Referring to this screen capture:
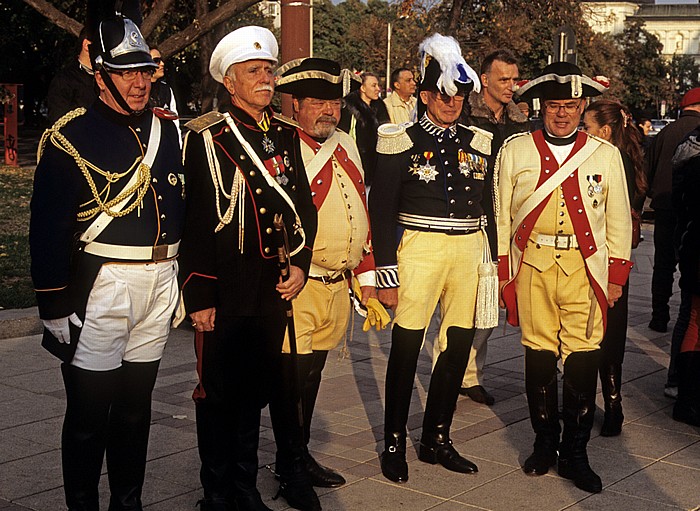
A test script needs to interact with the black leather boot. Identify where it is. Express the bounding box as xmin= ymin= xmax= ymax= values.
xmin=673 ymin=351 xmax=700 ymax=426
xmin=195 ymin=395 xmax=233 ymax=509
xmin=599 ymin=363 xmax=624 ymax=436
xmin=301 ymin=351 xmax=345 ymax=488
xmin=232 ymin=406 xmax=271 ymax=511
xmin=418 ymin=327 xmax=478 ymax=474
xmin=558 ymin=351 xmax=603 ymax=493
xmin=106 ymin=360 xmax=160 ymax=511
xmin=380 ymin=326 xmax=424 ymax=483
xmin=61 ymin=363 xmax=119 ymax=511
xmin=270 ymin=354 xmax=321 ymax=511
xmin=522 ymin=348 xmax=560 ymax=476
